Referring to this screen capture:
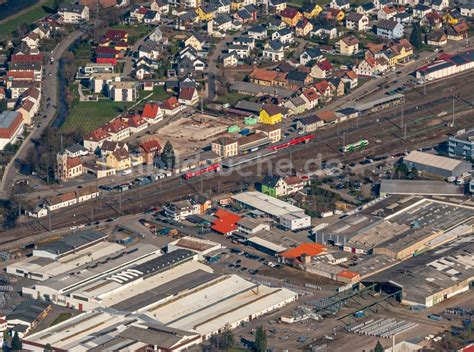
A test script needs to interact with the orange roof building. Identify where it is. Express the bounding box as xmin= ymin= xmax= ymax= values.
xmin=211 ymin=209 xmax=241 ymax=235
xmin=279 ymin=243 xmax=326 ymax=261
xmin=336 ymin=270 xmax=360 ymax=283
